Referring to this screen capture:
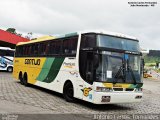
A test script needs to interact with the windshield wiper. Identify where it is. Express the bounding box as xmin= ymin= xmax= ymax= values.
xmin=127 ymin=66 xmax=137 ymax=85
xmin=114 ymin=66 xmax=125 ymax=84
